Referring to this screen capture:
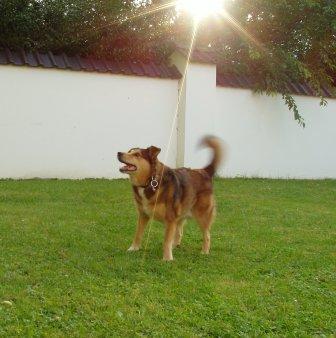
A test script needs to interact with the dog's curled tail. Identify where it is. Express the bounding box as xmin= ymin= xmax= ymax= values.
xmin=201 ymin=136 xmax=224 ymax=177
